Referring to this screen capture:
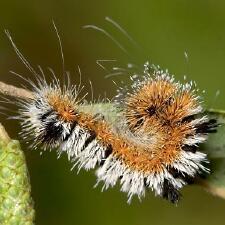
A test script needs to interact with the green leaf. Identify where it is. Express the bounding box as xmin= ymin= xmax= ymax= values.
xmin=0 ymin=124 xmax=35 ymax=225
xmin=201 ymin=110 xmax=225 ymax=199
